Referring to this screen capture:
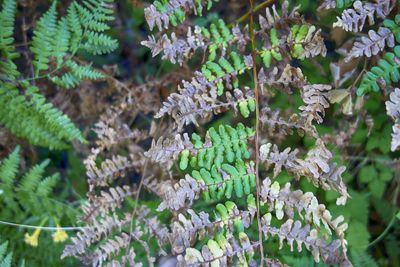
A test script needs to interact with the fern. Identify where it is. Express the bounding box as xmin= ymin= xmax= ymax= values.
xmin=0 ymin=0 xmax=118 ymax=148
xmin=178 ymin=123 xmax=255 ymax=171
xmin=30 ymin=0 xmax=118 ymax=83
xmin=333 ymin=0 xmax=393 ymax=32
xmin=357 ymin=46 xmax=400 ymax=96
xmin=30 ymin=1 xmax=58 ymax=75
xmin=0 ymin=0 xmax=18 ymax=80
xmin=0 ymin=239 xmax=25 ymax=267
xmin=201 ymin=52 xmax=248 ymax=95
xmin=0 ymin=146 xmax=78 ymax=221
xmin=0 ymin=147 xmax=80 ymax=266
xmin=0 ymin=85 xmax=86 ymax=149
xmin=64 ymin=1 xmax=358 ymax=266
